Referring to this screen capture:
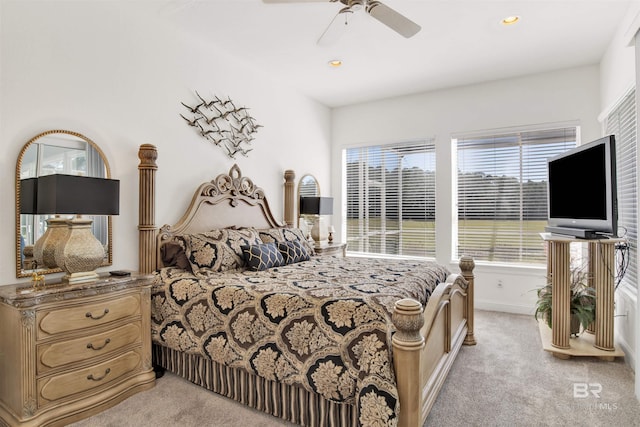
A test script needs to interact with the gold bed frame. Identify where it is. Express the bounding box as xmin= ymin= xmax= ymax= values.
xmin=137 ymin=144 xmax=476 ymax=426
